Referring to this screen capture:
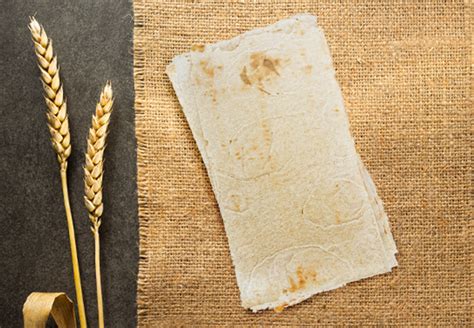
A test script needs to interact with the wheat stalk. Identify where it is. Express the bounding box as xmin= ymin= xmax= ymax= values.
xmin=84 ymin=82 xmax=113 ymax=328
xmin=28 ymin=17 xmax=87 ymax=328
